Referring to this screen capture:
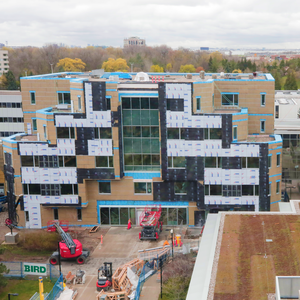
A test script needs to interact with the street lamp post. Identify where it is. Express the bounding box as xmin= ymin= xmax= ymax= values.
xmin=8 ymin=293 xmax=18 ymax=300
xmin=160 ymin=258 xmax=163 ymax=299
xmin=170 ymin=229 xmax=174 ymax=258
